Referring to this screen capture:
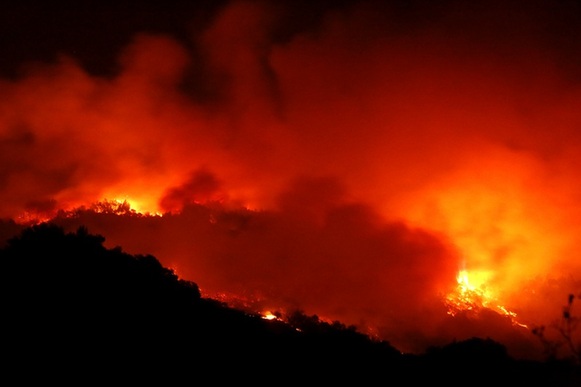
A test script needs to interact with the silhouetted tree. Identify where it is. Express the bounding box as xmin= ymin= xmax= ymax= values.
xmin=532 ymin=293 xmax=581 ymax=364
